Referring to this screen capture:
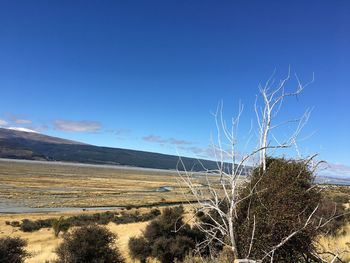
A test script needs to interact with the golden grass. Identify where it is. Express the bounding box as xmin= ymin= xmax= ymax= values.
xmin=0 ymin=209 xmax=152 ymax=263
xmin=0 ymin=218 xmax=61 ymax=262
xmin=108 ymin=221 xmax=150 ymax=263
xmin=0 ymin=160 xmax=214 ymax=209
xmin=1 ymin=208 xmax=350 ymax=262
xmin=0 ymin=159 xmax=210 ymax=262
xmin=1 ymin=160 xmax=349 ymax=261
xmin=318 ymin=223 xmax=350 ymax=261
